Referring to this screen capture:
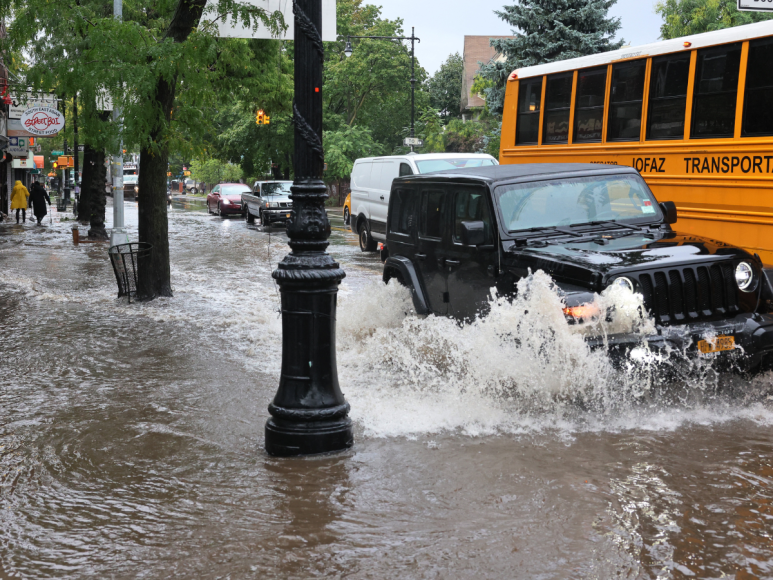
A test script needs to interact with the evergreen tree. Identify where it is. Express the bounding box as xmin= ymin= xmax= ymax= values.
xmin=479 ymin=0 xmax=624 ymax=112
